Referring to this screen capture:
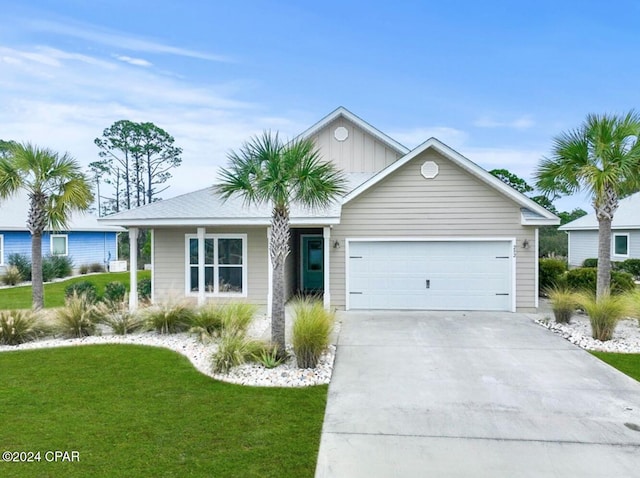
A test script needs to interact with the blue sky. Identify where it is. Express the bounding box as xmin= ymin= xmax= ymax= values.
xmin=1 ymin=0 xmax=639 ymax=212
